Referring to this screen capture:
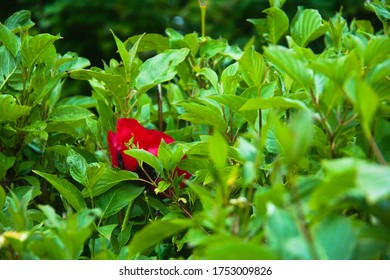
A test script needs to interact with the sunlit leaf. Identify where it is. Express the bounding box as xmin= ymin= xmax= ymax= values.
xmin=291 ymin=8 xmax=328 ymax=47
xmin=0 ymin=95 xmax=31 ymax=123
xmin=135 ymin=48 xmax=189 ymax=93
xmin=263 ymin=7 xmax=289 ymax=44
xmin=264 ymin=45 xmax=312 ymax=89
